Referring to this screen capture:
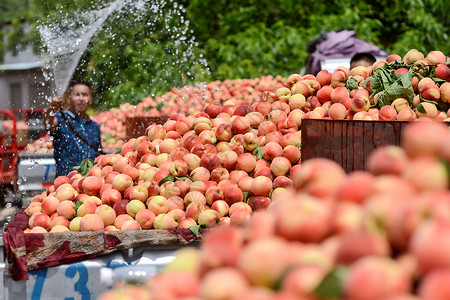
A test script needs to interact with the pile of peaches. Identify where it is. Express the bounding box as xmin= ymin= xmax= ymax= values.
xmin=99 ymin=119 xmax=450 ymax=300
xmin=23 ymin=49 xmax=449 ymax=234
